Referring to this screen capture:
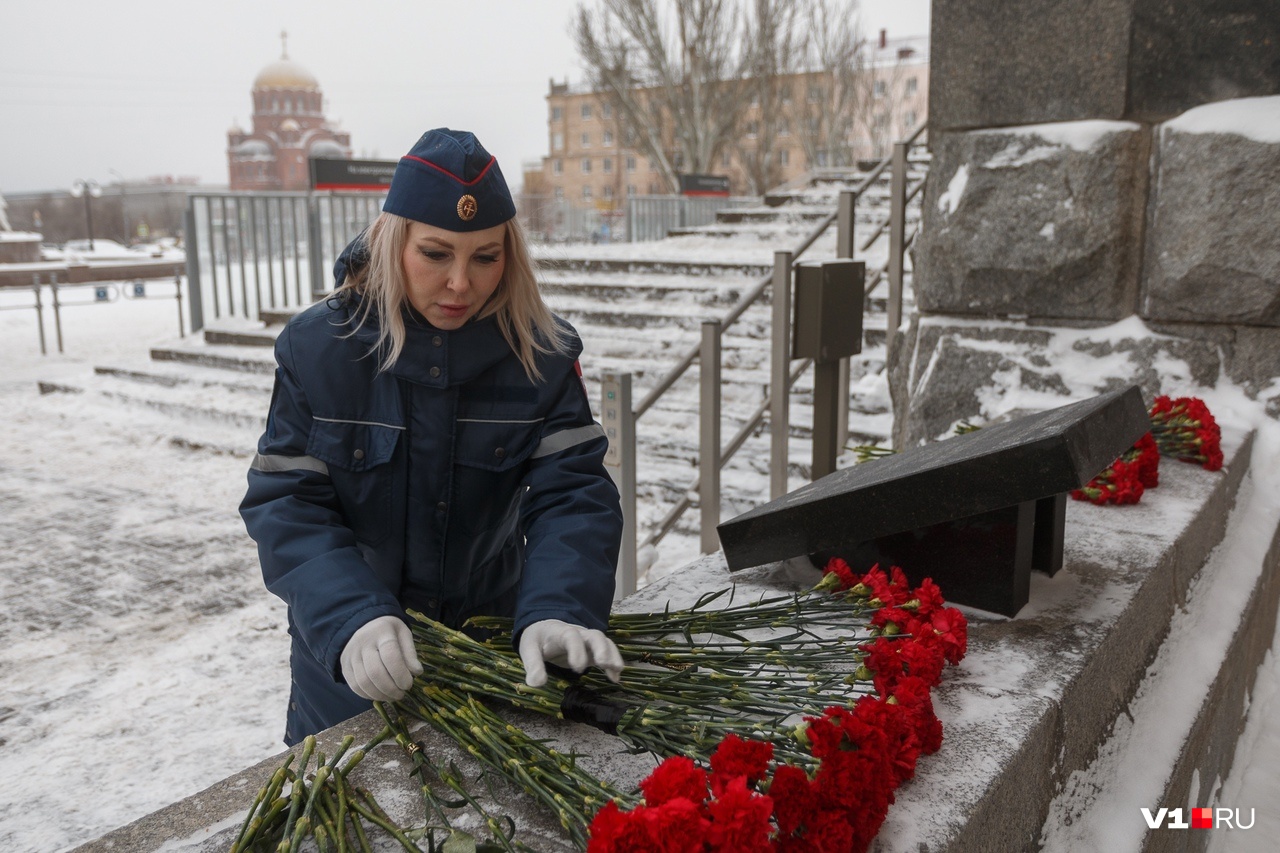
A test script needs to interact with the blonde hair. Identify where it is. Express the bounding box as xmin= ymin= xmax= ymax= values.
xmin=335 ymin=212 xmax=569 ymax=381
